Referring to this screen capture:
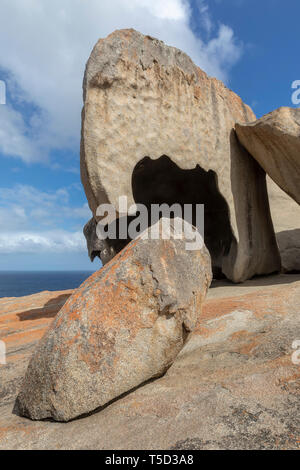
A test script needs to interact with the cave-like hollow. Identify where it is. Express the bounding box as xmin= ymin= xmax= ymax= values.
xmin=131 ymin=155 xmax=234 ymax=278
